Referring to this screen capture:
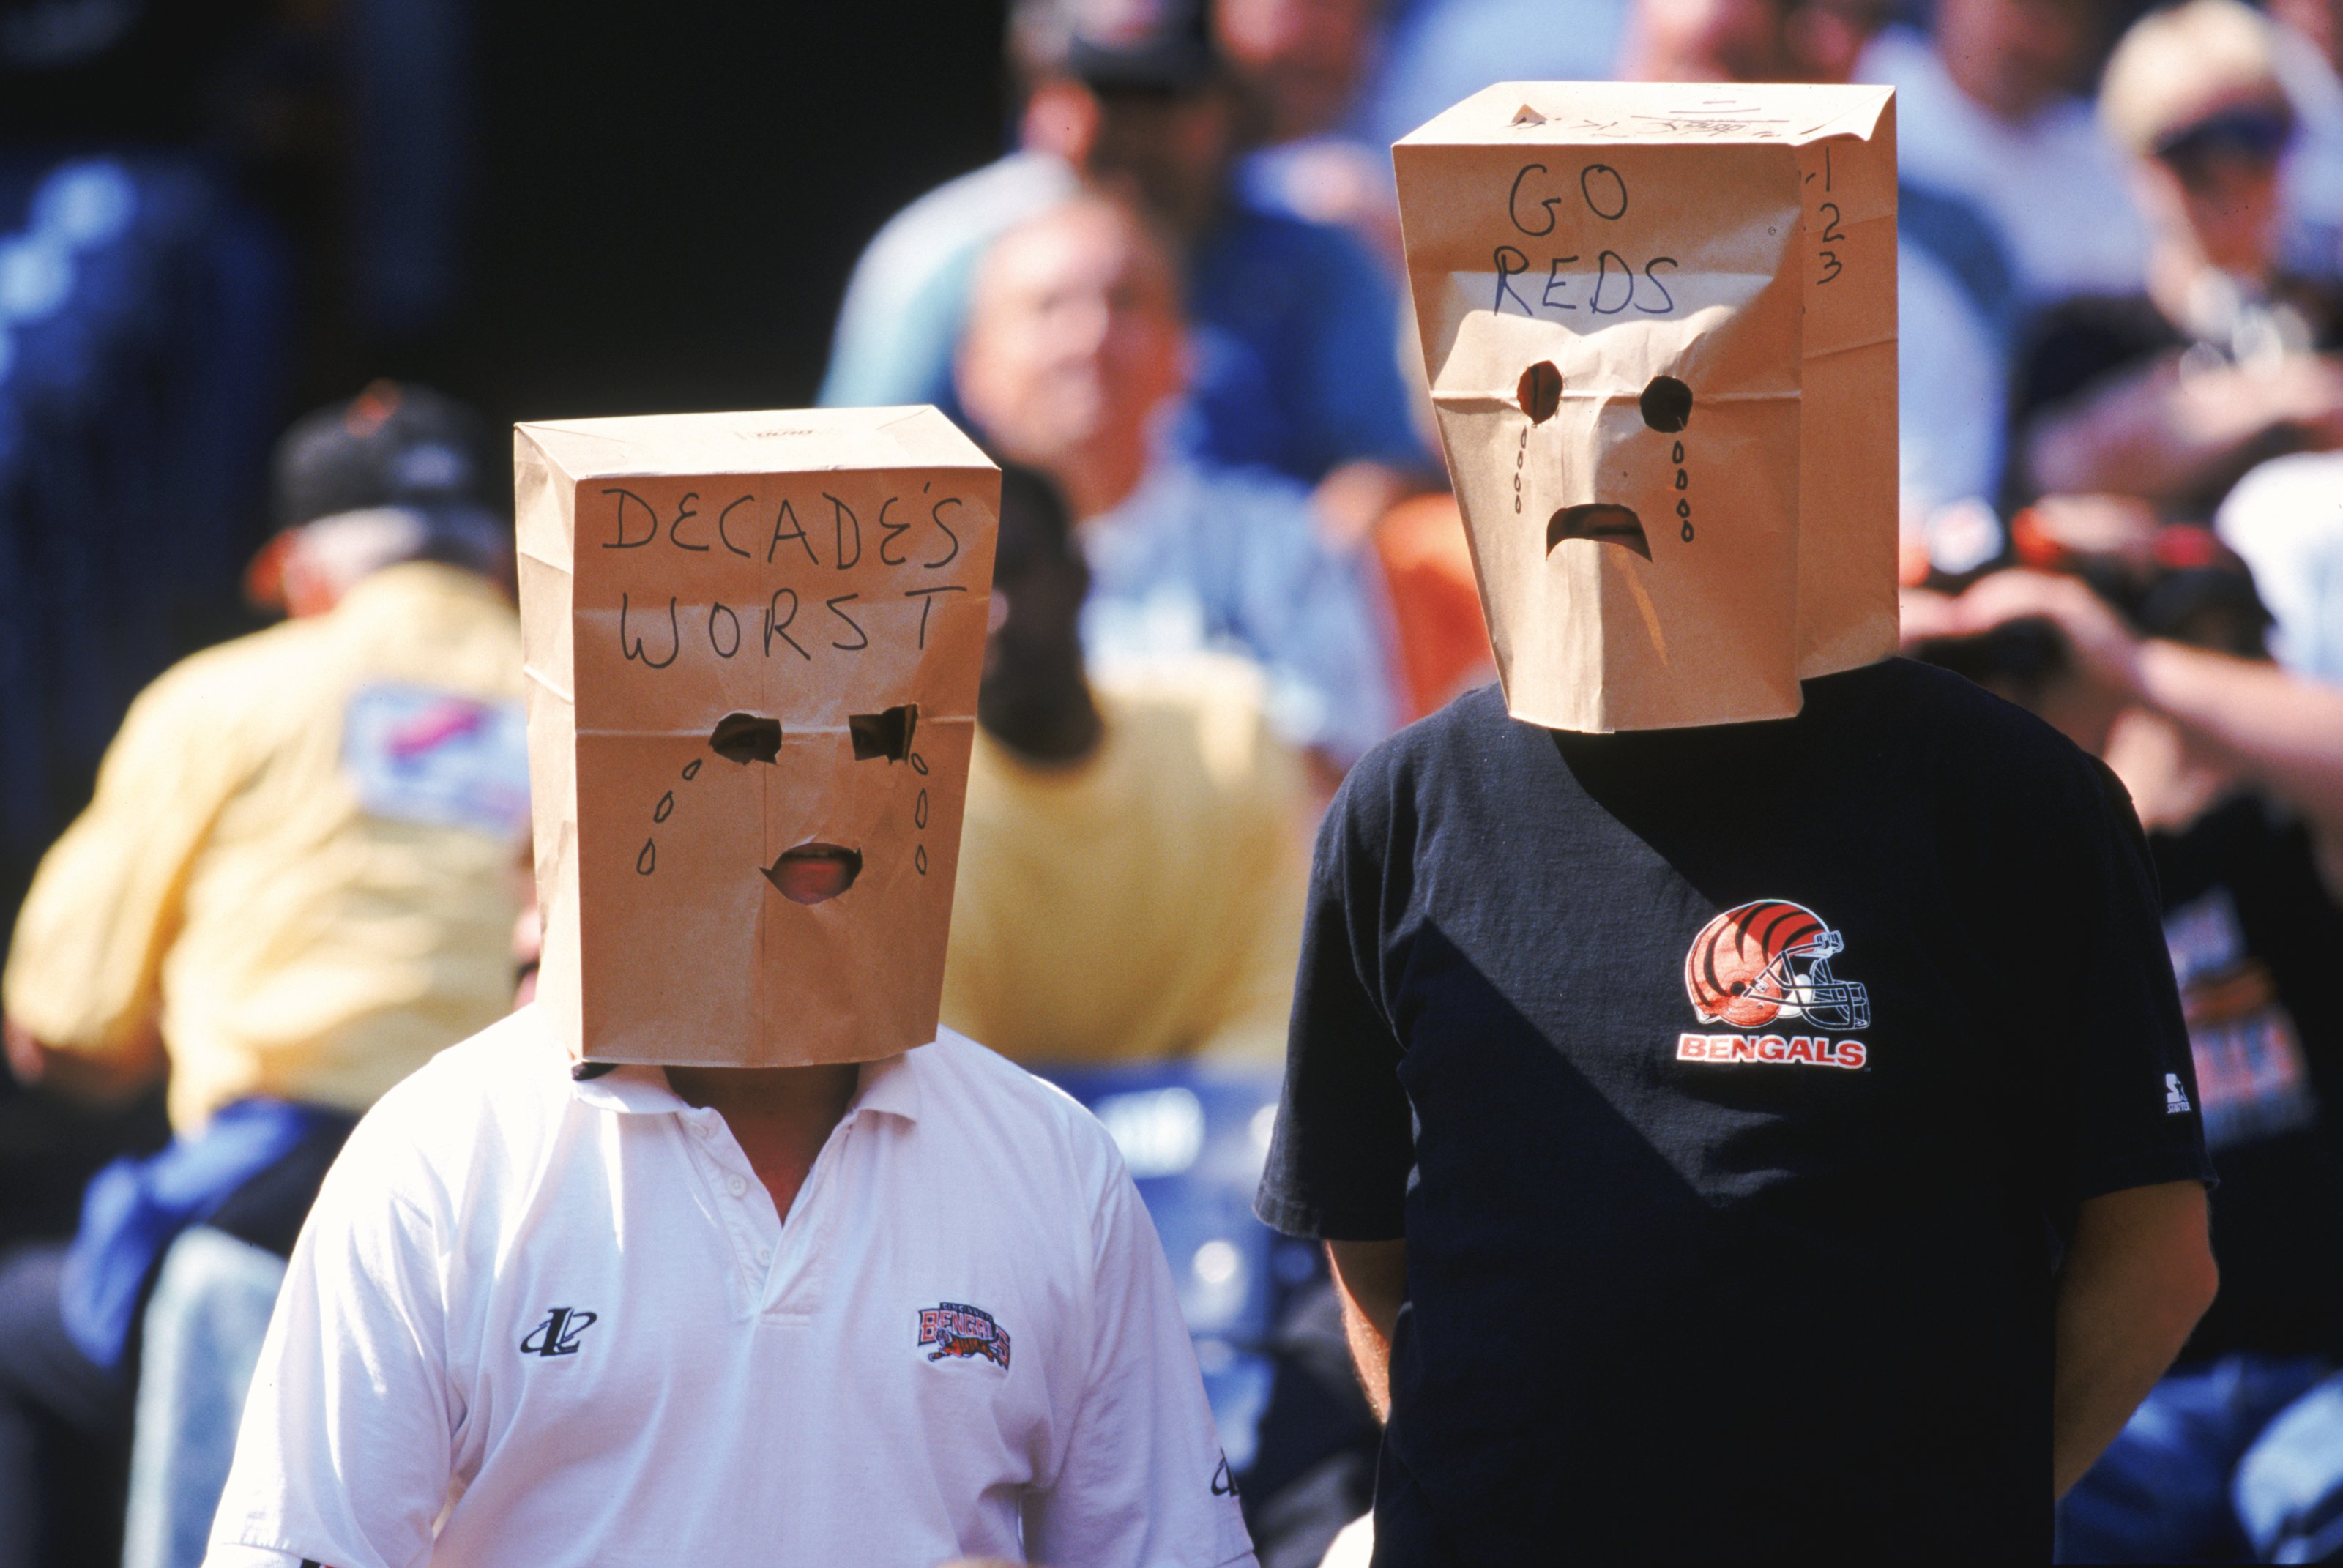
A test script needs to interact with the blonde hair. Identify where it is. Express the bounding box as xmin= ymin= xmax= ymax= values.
xmin=2101 ymin=0 xmax=2290 ymax=154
